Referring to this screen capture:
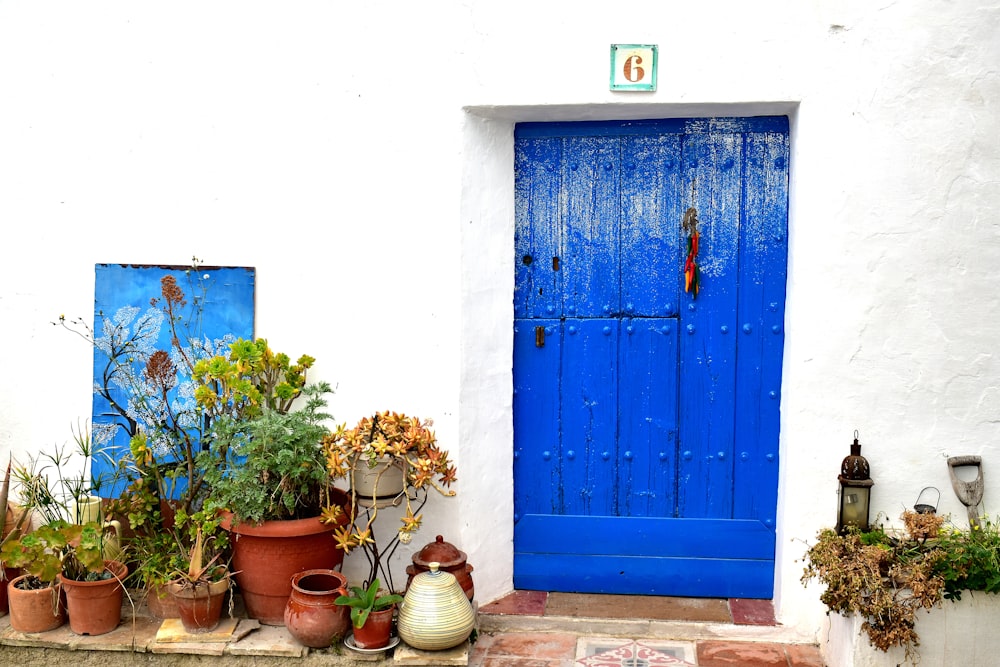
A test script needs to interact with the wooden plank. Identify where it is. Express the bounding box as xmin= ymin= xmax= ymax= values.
xmin=618 ymin=317 xmax=679 ymax=518
xmin=513 ymin=319 xmax=562 ymax=520
xmin=515 ymin=116 xmax=787 ymax=139
xmin=514 ymin=552 xmax=774 ymax=598
xmin=733 ymin=131 xmax=789 ymax=526
xmin=621 ymin=134 xmax=683 ymax=318
xmin=515 ymin=514 xmax=774 ymax=559
xmin=514 ymin=137 xmax=562 ymax=319
xmin=561 ymin=319 xmax=618 ymax=515
xmin=562 ymin=137 xmax=620 ymax=318
xmin=677 ymin=131 xmax=743 ymax=519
